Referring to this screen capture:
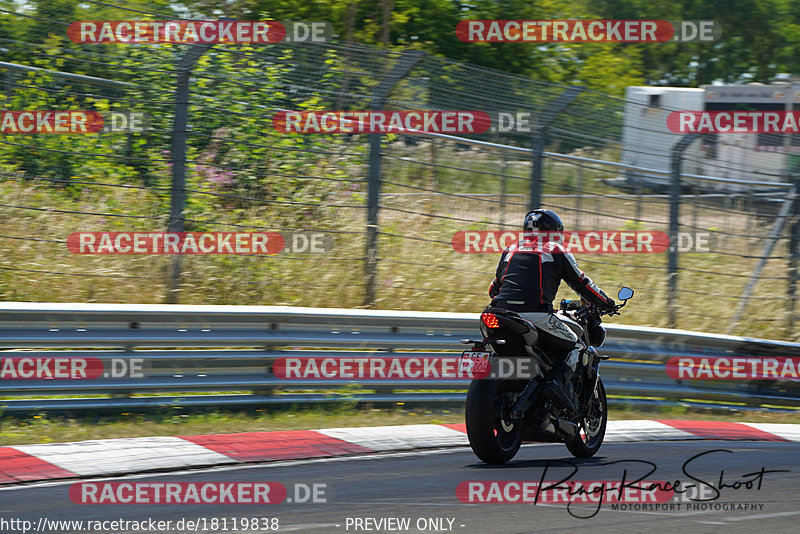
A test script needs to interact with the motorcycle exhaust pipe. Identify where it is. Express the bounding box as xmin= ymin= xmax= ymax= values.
xmin=535 ymin=411 xmax=578 ymax=442
xmin=555 ymin=418 xmax=578 ymax=441
xmin=531 ymin=408 xmax=560 ymax=438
